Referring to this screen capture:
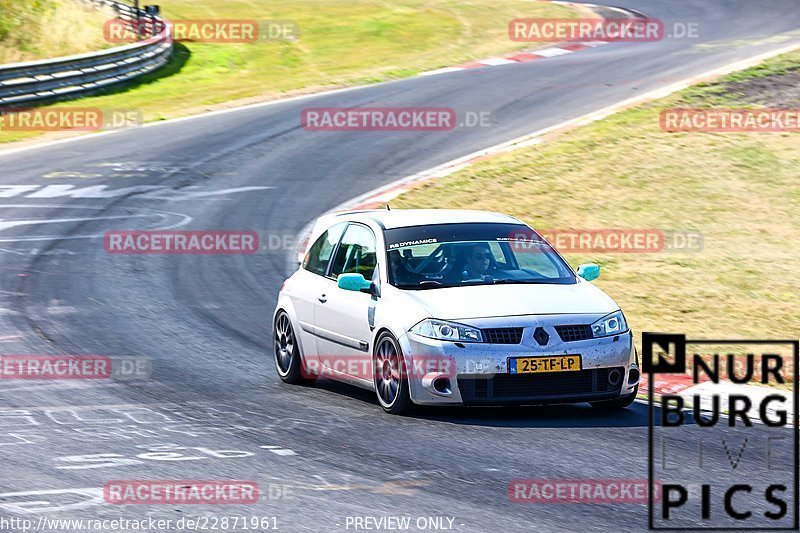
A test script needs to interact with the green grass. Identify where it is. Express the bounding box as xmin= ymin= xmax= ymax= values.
xmin=0 ymin=0 xmax=111 ymax=63
xmin=0 ymin=0 xmax=575 ymax=143
xmin=392 ymin=49 xmax=800 ymax=347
